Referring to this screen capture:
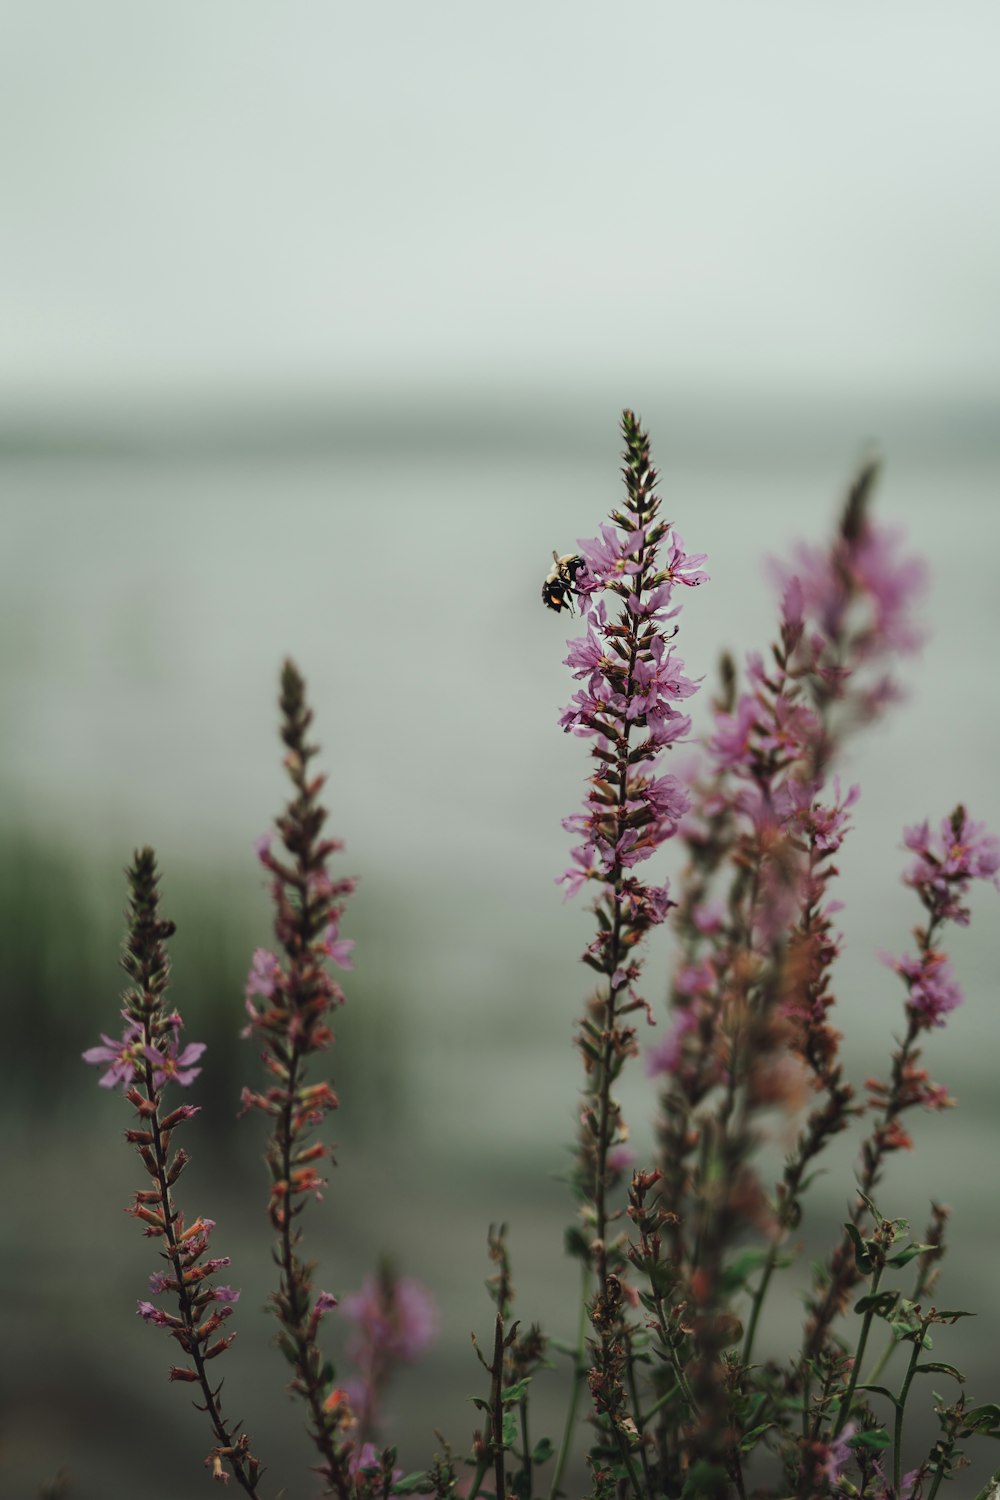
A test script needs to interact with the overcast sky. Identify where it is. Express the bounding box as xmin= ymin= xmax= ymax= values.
xmin=4 ymin=2 xmax=1000 ymax=413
